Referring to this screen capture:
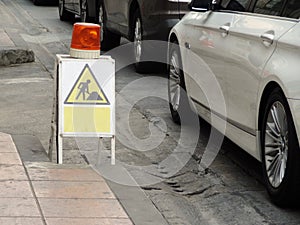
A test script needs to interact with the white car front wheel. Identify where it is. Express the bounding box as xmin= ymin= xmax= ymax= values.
xmin=261 ymin=88 xmax=300 ymax=206
xmin=168 ymin=41 xmax=194 ymax=125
